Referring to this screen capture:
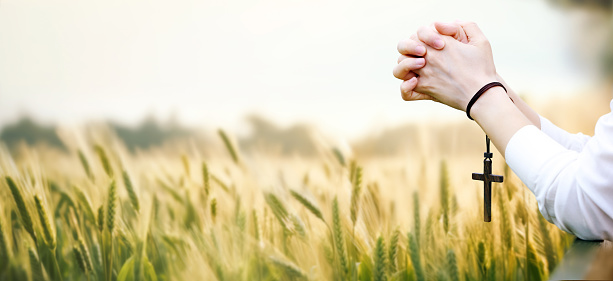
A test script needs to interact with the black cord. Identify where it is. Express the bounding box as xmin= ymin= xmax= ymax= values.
xmin=466 ymin=82 xmax=507 ymax=120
